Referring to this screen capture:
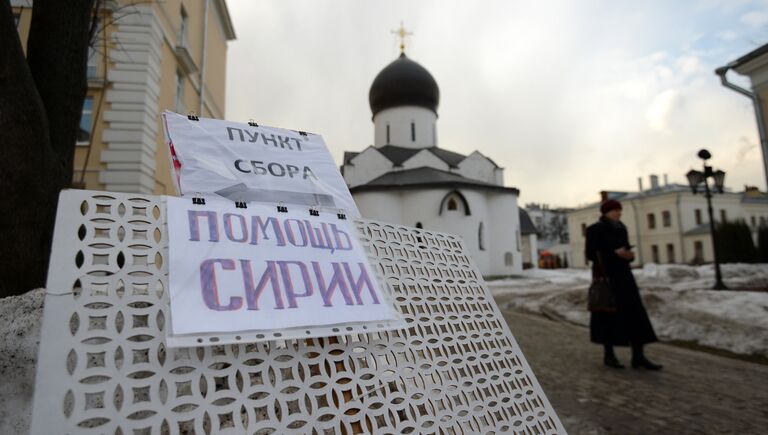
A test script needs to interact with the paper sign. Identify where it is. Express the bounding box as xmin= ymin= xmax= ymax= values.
xmin=166 ymin=196 xmax=395 ymax=339
xmin=163 ymin=111 xmax=360 ymax=218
